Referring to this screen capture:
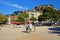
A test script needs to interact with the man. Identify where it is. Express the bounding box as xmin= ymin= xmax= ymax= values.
xmin=34 ymin=22 xmax=36 ymax=32
xmin=26 ymin=24 xmax=29 ymax=33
